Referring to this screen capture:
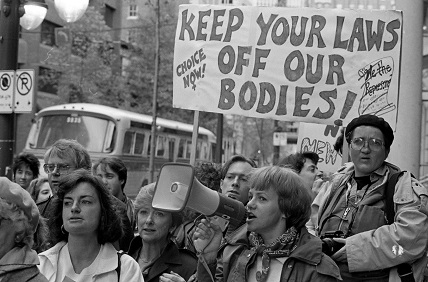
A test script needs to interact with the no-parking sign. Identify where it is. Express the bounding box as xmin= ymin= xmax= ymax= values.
xmin=14 ymin=70 xmax=34 ymax=113
xmin=0 ymin=71 xmax=14 ymax=113
xmin=0 ymin=69 xmax=34 ymax=113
